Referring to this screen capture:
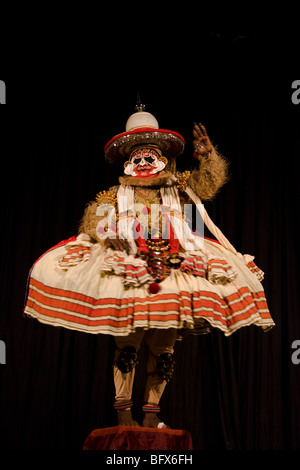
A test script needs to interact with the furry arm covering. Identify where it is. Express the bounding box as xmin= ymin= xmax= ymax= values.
xmin=187 ymin=146 xmax=229 ymax=201
xmin=78 ymin=201 xmax=101 ymax=242
xmin=78 ymin=185 xmax=119 ymax=243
